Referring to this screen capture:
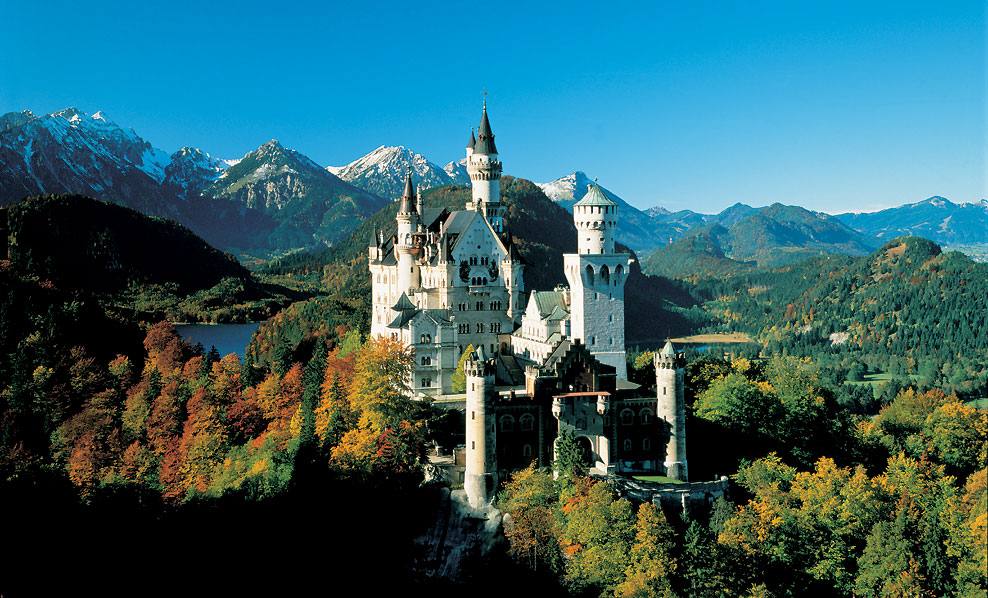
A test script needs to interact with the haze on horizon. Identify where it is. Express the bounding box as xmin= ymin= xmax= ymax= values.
xmin=1 ymin=0 xmax=984 ymax=214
